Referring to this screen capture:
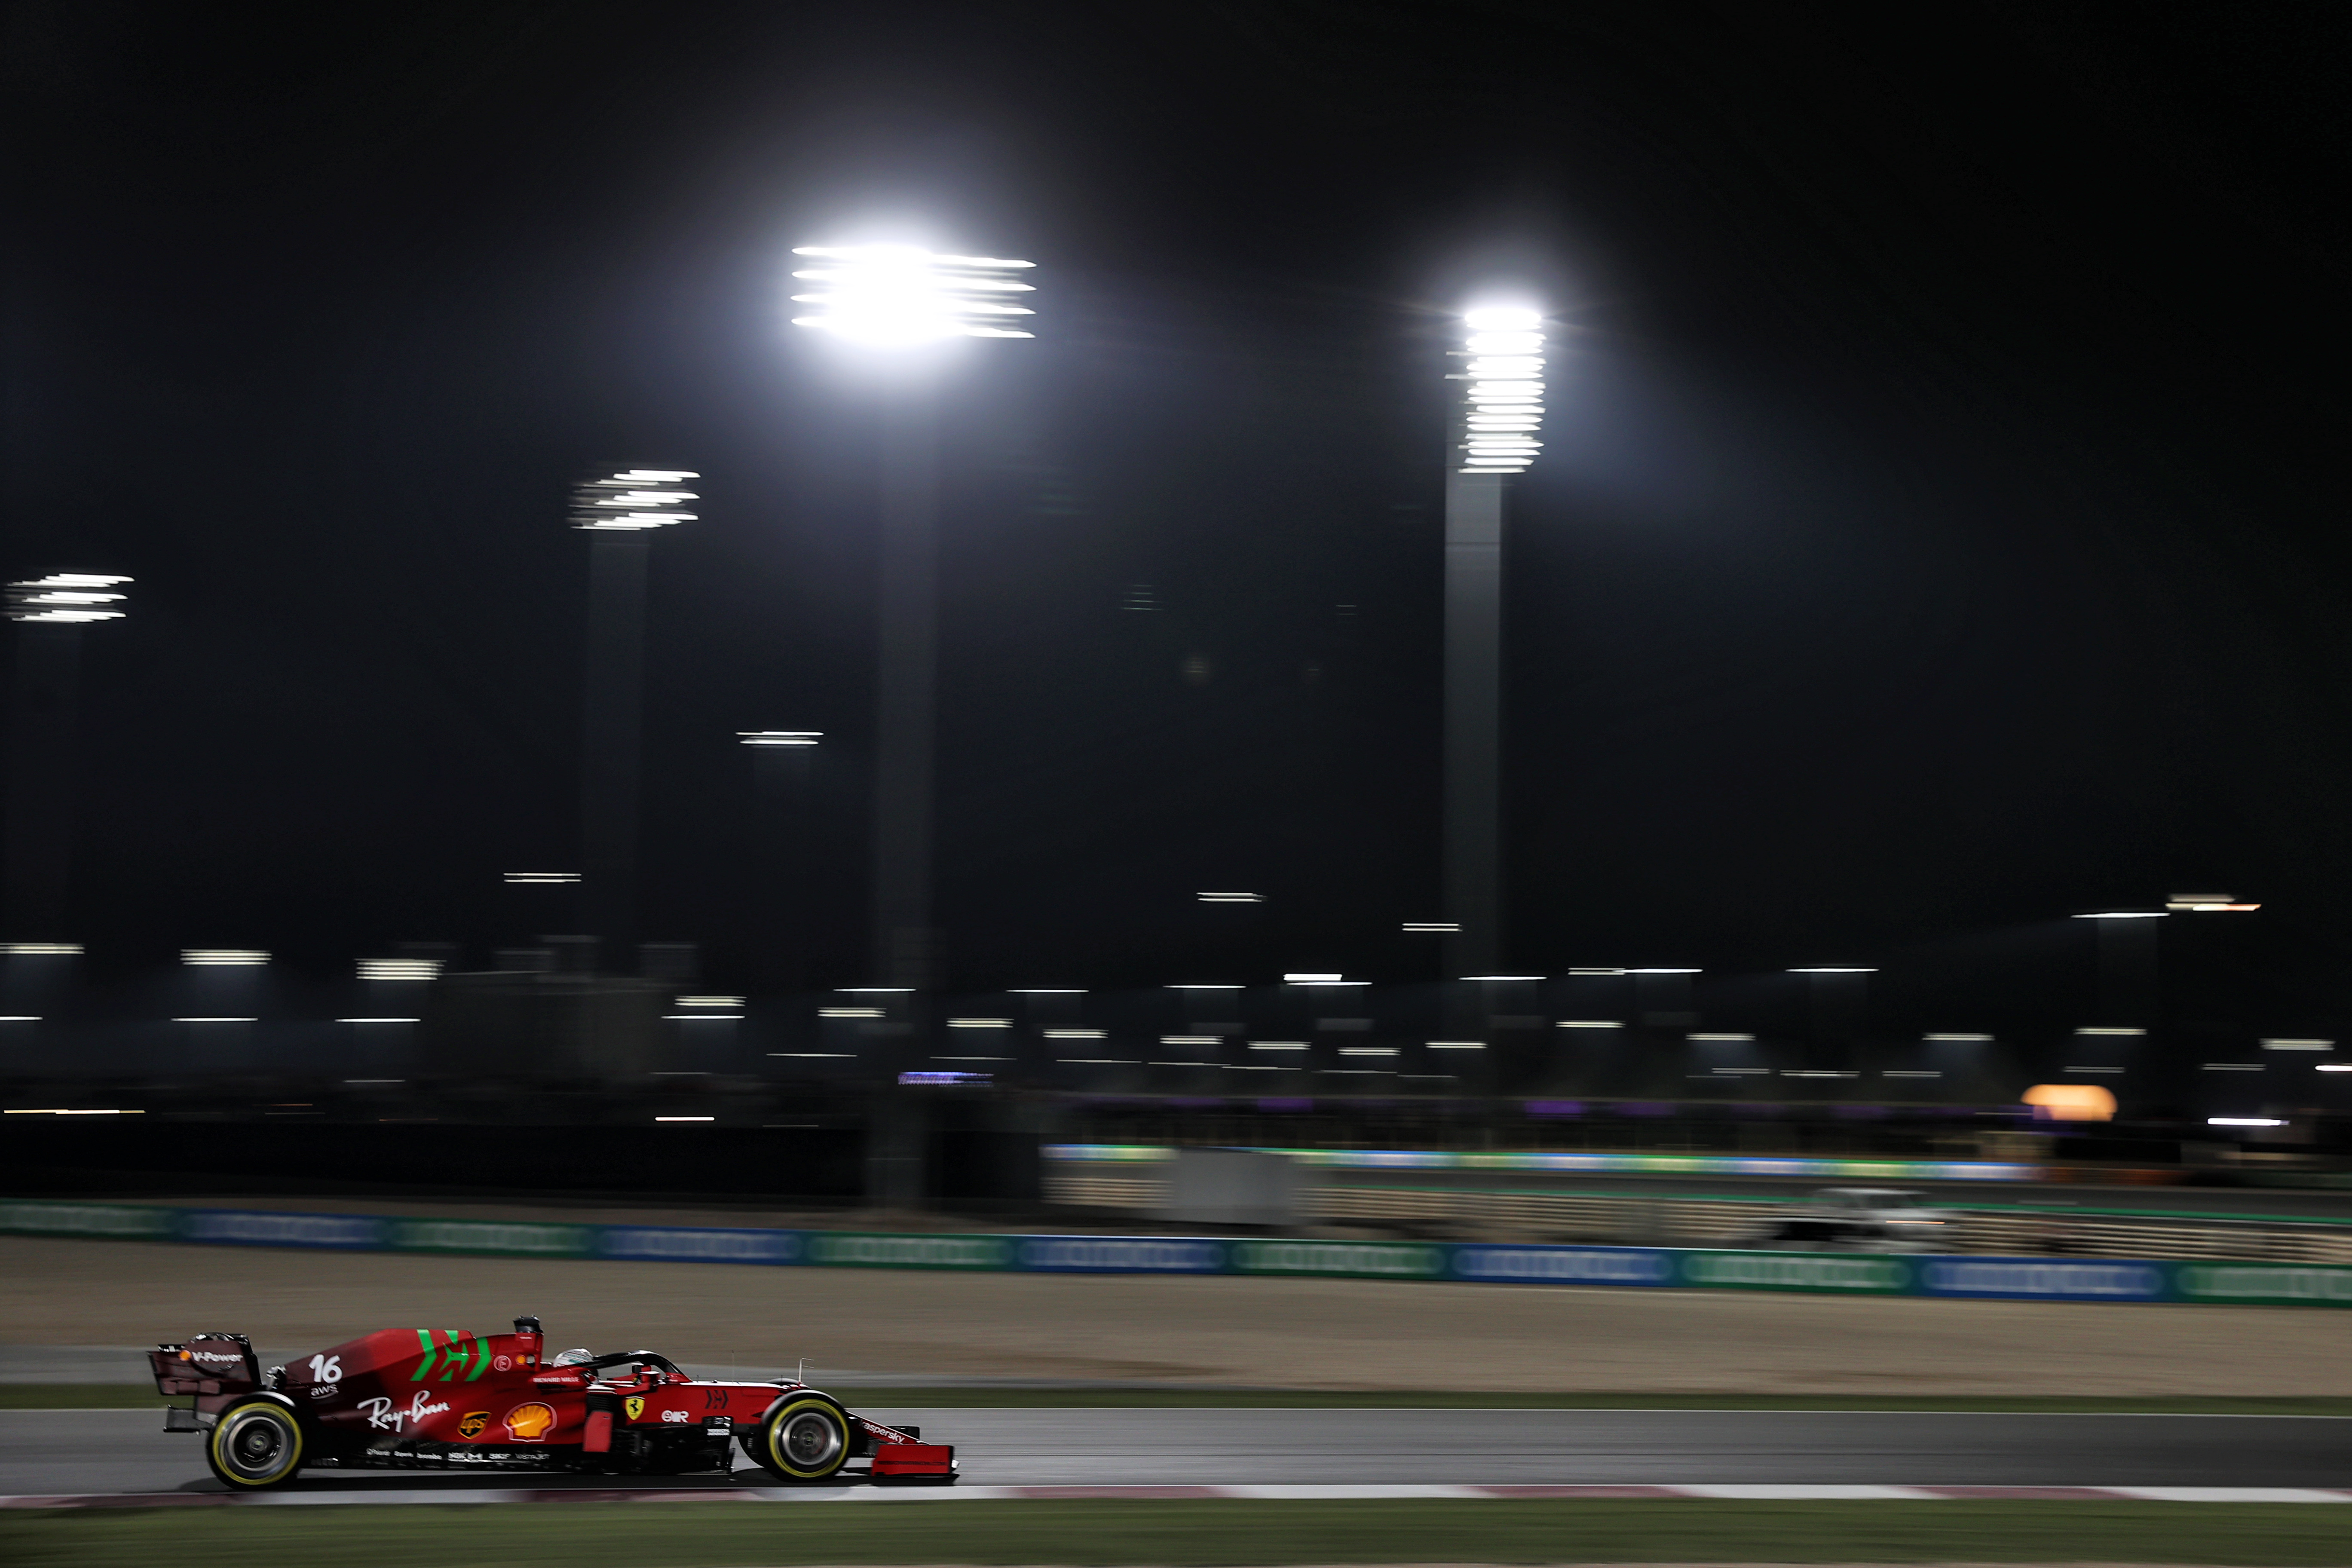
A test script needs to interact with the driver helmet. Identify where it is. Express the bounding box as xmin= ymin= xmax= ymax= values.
xmin=550 ymin=1347 xmax=595 ymax=1367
